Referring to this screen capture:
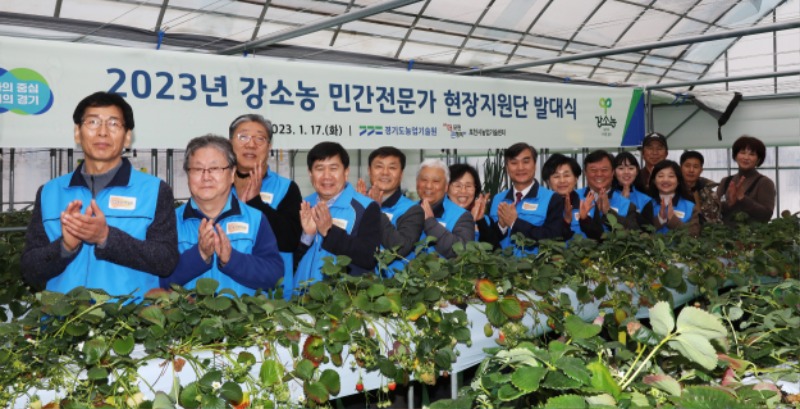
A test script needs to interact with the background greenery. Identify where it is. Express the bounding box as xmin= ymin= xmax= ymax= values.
xmin=0 ymin=211 xmax=798 ymax=408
